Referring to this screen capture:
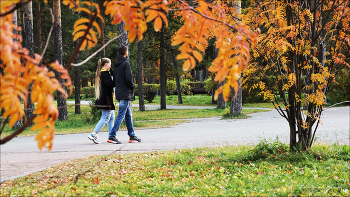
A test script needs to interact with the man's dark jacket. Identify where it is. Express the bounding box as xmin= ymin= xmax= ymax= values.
xmin=113 ymin=55 xmax=135 ymax=101
xmin=95 ymin=71 xmax=115 ymax=110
